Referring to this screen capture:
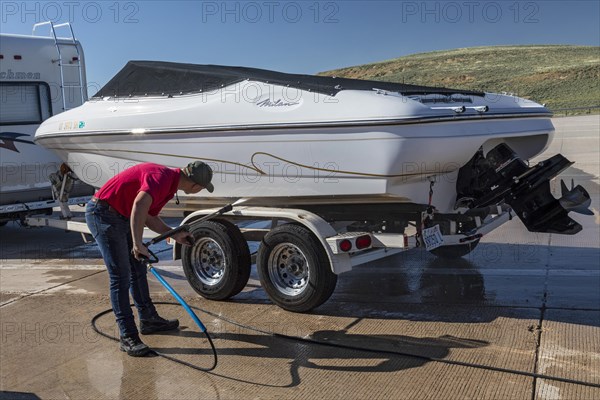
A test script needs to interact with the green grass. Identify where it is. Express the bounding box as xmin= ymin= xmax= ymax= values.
xmin=319 ymin=45 xmax=600 ymax=113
